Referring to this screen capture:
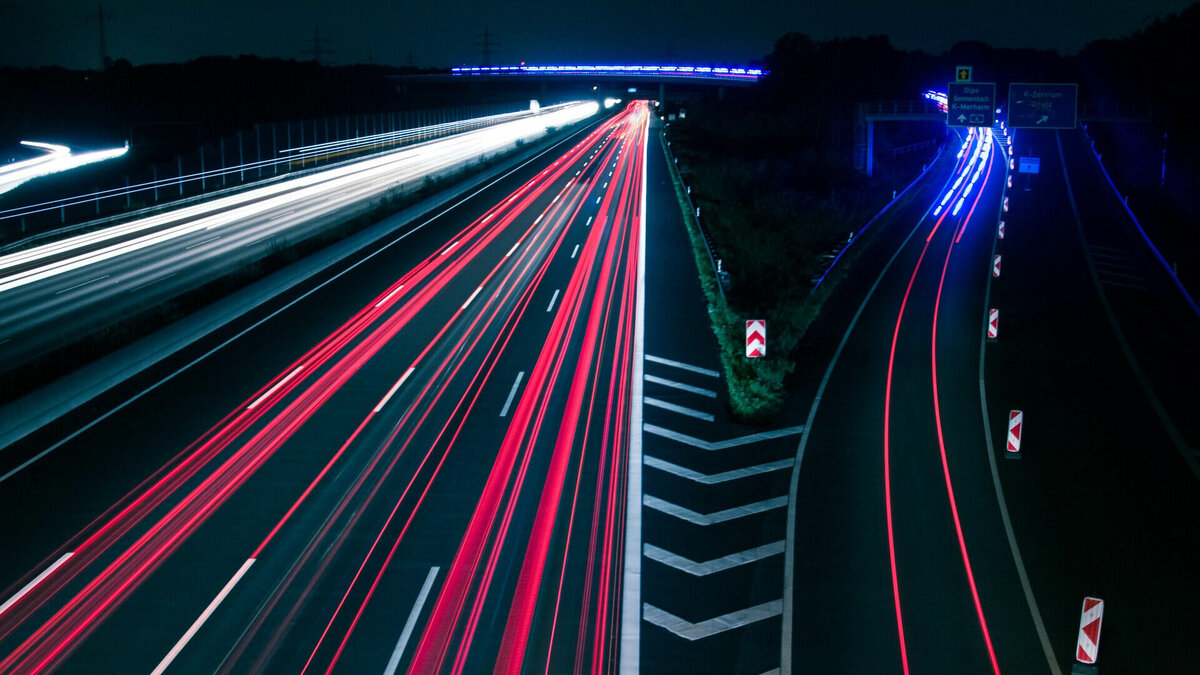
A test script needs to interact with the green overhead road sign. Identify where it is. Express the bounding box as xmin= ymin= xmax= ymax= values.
xmin=1008 ymin=83 xmax=1078 ymax=129
xmin=947 ymin=82 xmax=996 ymax=127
